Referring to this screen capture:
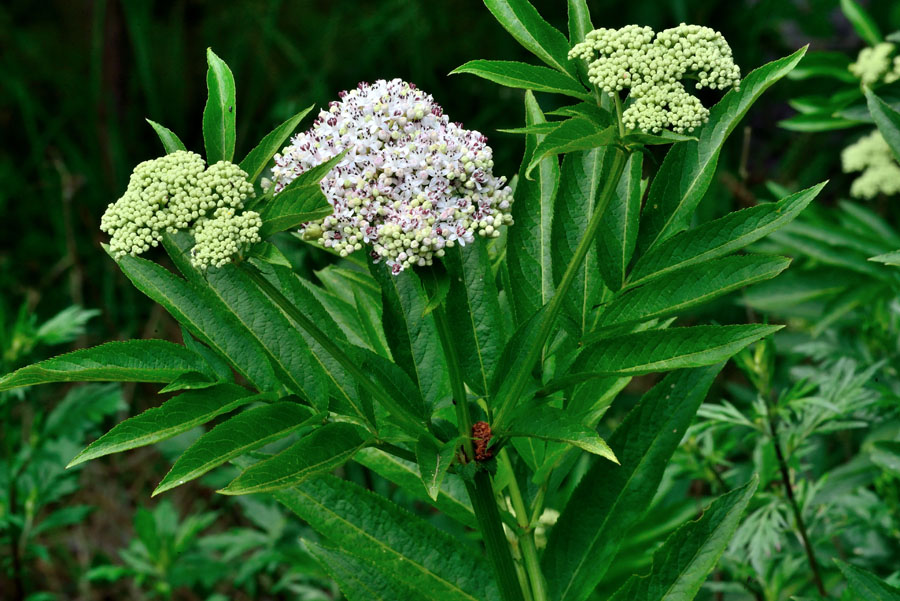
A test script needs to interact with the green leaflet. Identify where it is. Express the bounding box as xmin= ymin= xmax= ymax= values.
xmin=258 ymin=151 xmax=343 ymax=238
xmin=608 ymin=477 xmax=758 ymax=601
xmin=594 ymin=255 xmax=791 ymax=334
xmin=451 ymin=60 xmax=589 ymax=99
xmin=638 ymin=47 xmax=808 ymax=253
xmin=163 ymin=232 xmax=330 ymax=410
xmin=306 ymin=540 xmax=429 ymax=601
xmin=620 ymin=131 xmax=697 ymax=145
xmin=220 ymin=422 xmax=368 ymax=495
xmin=444 ymin=243 xmax=505 ymax=396
xmin=573 ymin=324 xmax=782 ymax=377
xmin=146 ymin=119 xmax=186 ymax=154
xmin=416 ymin=434 xmax=458 ymax=501
xmin=504 ymin=404 xmax=618 ymax=463
xmin=315 ymin=265 xmax=389 ymax=356
xmin=865 ymin=88 xmax=900 ymax=162
xmin=0 ymin=340 xmax=210 ymax=392
xmin=628 ymin=182 xmax=825 ymax=288
xmin=355 ymin=448 xmax=476 ymax=528
xmin=499 ymin=122 xmax=562 ymax=135
xmin=525 ymin=119 xmax=617 ymax=179
xmin=202 ymin=48 xmax=236 ymax=163
xmin=370 ymin=262 xmax=449 ymax=409
xmin=508 ymin=91 xmax=559 ymax=324
xmin=839 ymin=0 xmax=882 ymax=46
xmin=181 ymin=327 xmax=234 ymax=382
xmin=158 ymin=371 xmax=217 ymax=394
xmin=778 ymin=112 xmax=862 ymax=132
xmin=835 ymin=559 xmax=900 ymax=601
xmin=354 ymin=346 xmax=428 ymax=426
xmin=596 ymin=151 xmax=643 ymax=292
xmin=551 ymin=147 xmax=612 ymax=334
xmin=68 ymin=383 xmax=259 ymax=467
xmin=270 ymin=473 xmax=501 ymax=601
xmin=566 ymin=0 xmax=593 ymax=85
xmin=483 ymin=0 xmax=576 ymax=77
xmin=154 ymin=401 xmax=319 ymax=495
xmin=239 ymin=104 xmax=314 ymax=183
xmin=115 ymin=252 xmax=279 ymax=392
xmin=542 ymin=366 xmax=722 ymax=601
